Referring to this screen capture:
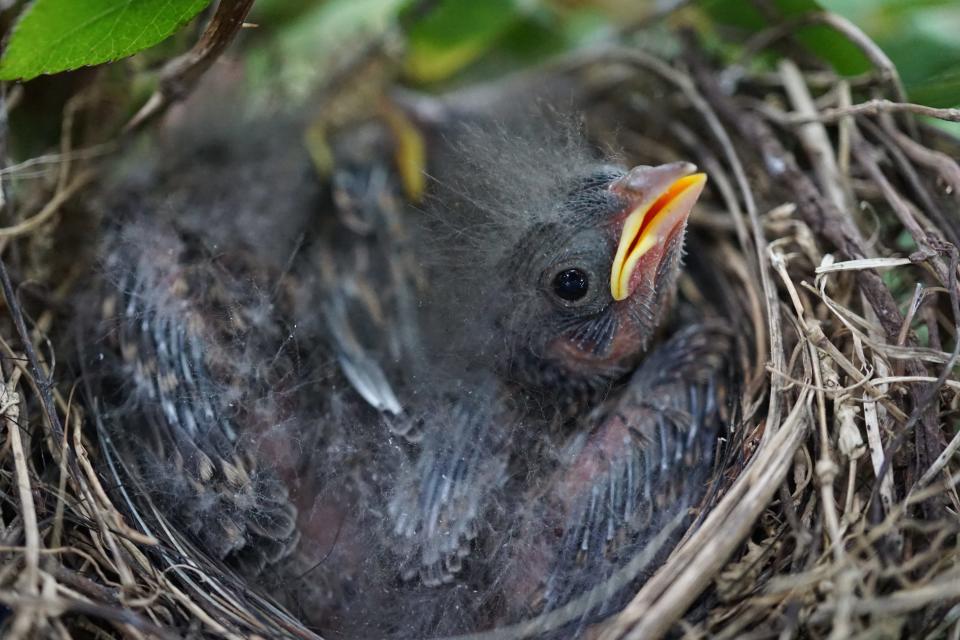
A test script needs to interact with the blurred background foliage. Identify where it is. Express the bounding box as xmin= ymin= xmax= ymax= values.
xmin=823 ymin=0 xmax=960 ymax=107
xmin=240 ymin=0 xmax=960 ymax=102
xmin=241 ymin=0 xmax=960 ymax=139
xmin=2 ymin=0 xmax=960 ymax=158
